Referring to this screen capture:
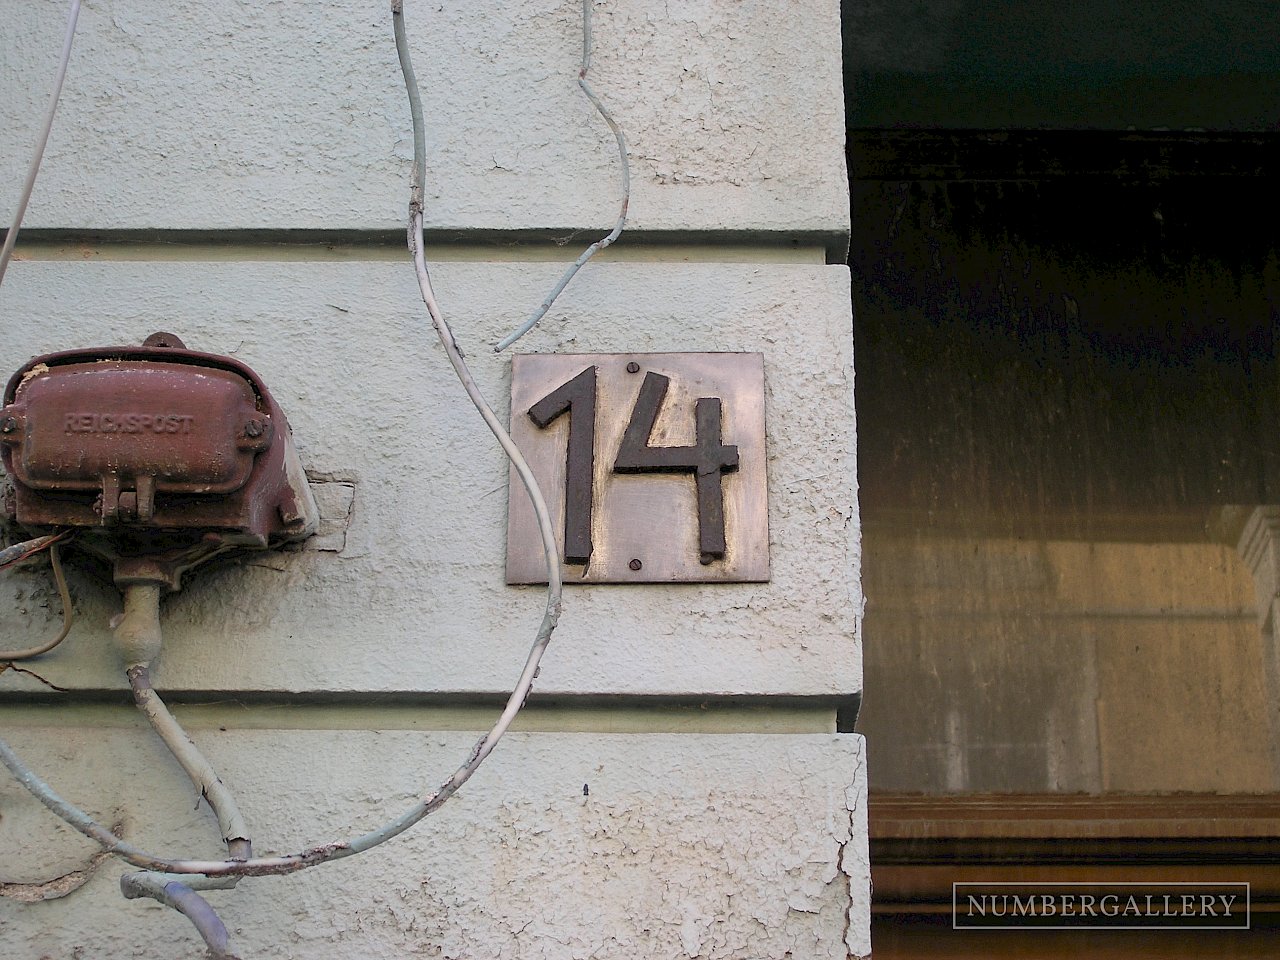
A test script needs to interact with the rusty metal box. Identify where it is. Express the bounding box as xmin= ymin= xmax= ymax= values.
xmin=1 ymin=339 xmax=316 ymax=567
